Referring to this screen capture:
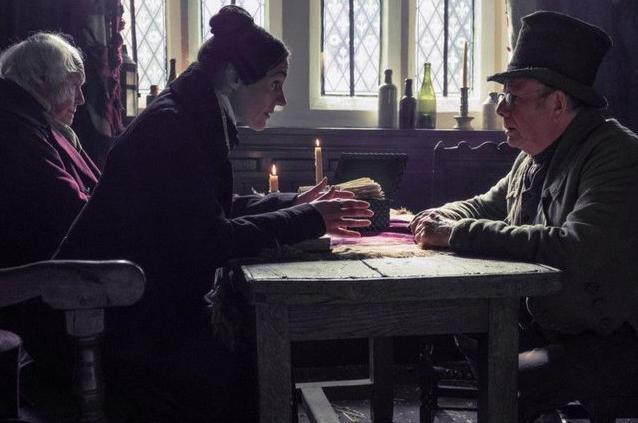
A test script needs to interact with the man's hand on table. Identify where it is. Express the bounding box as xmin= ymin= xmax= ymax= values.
xmin=410 ymin=209 xmax=454 ymax=249
xmin=409 ymin=208 xmax=448 ymax=232
xmin=312 ymin=198 xmax=373 ymax=237
xmin=294 ymin=177 xmax=355 ymax=205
